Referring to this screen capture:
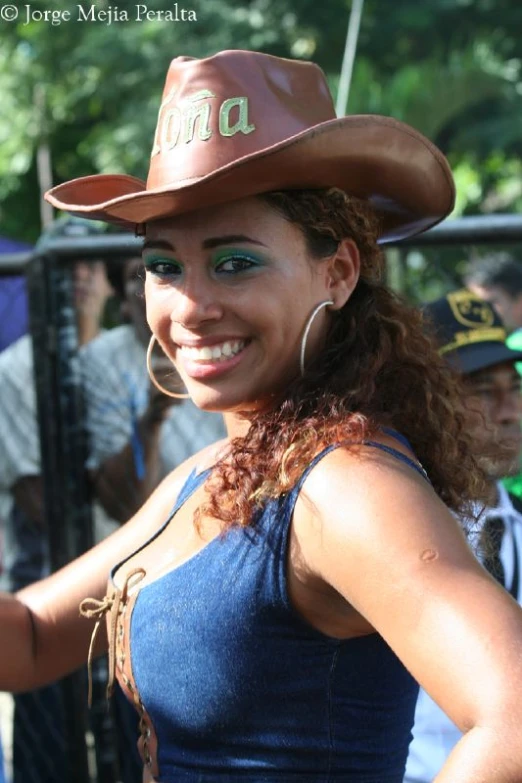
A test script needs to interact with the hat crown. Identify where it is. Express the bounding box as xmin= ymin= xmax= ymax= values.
xmin=45 ymin=49 xmax=455 ymax=242
xmin=147 ymin=50 xmax=335 ymax=190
